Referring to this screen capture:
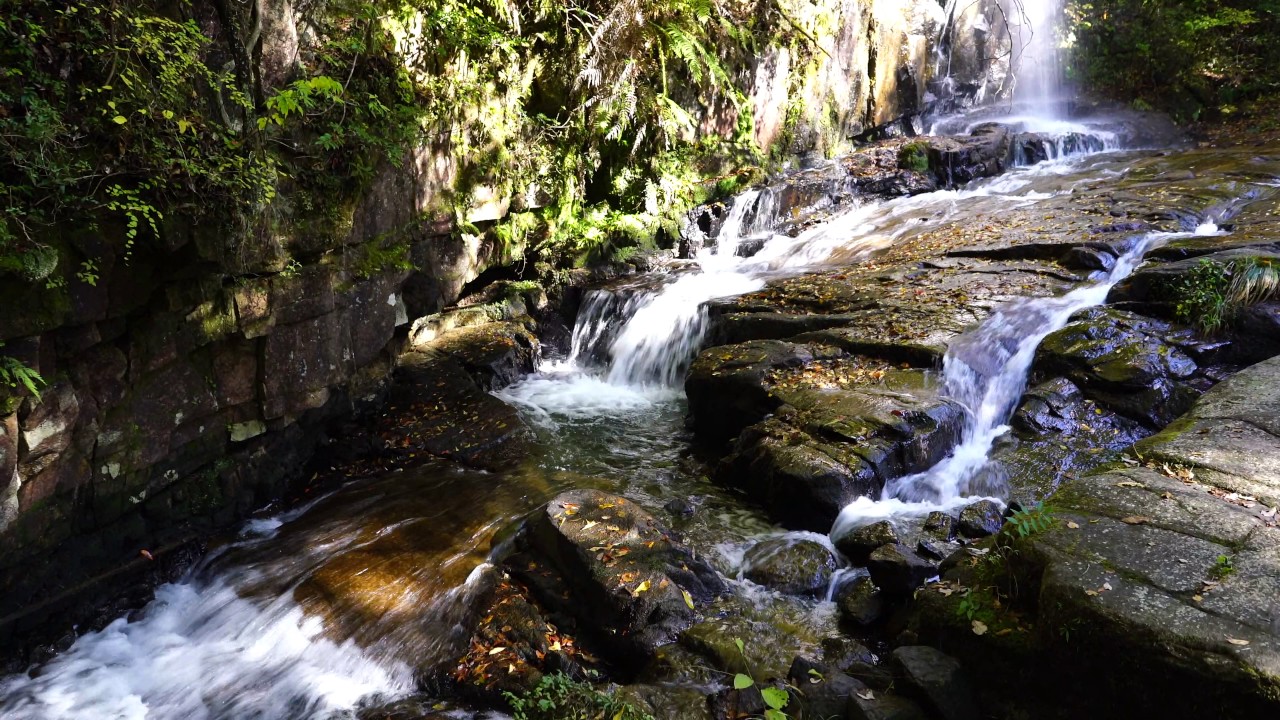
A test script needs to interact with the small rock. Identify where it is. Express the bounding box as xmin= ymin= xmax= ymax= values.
xmin=867 ymin=544 xmax=940 ymax=597
xmin=836 ymin=576 xmax=886 ymax=626
xmin=922 ymin=512 xmax=954 ymax=540
xmin=957 ymin=500 xmax=1005 ymax=538
xmin=834 ymin=520 xmax=900 ymax=562
xmin=664 ymin=498 xmax=697 ymax=517
xmin=890 ymin=646 xmax=980 ymax=720
xmin=787 ymin=657 xmax=867 ymax=720
xmin=916 ymin=538 xmax=951 ymax=561
xmin=743 ymin=538 xmax=838 ymax=596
